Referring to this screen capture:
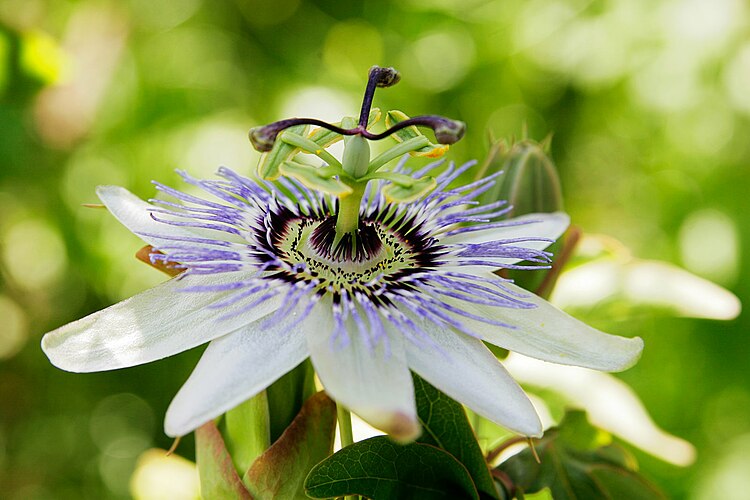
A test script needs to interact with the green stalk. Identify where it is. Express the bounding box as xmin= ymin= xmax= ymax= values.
xmin=337 ymin=403 xmax=354 ymax=449
xmin=337 ymin=405 xmax=357 ymax=500
xmin=224 ymin=391 xmax=271 ymax=474
xmin=334 ymin=182 xmax=366 ymax=245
